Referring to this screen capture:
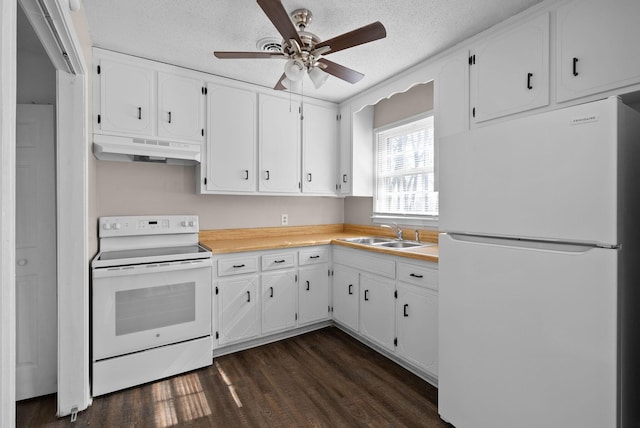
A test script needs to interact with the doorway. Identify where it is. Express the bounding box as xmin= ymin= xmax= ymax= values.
xmin=15 ymin=7 xmax=57 ymax=401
